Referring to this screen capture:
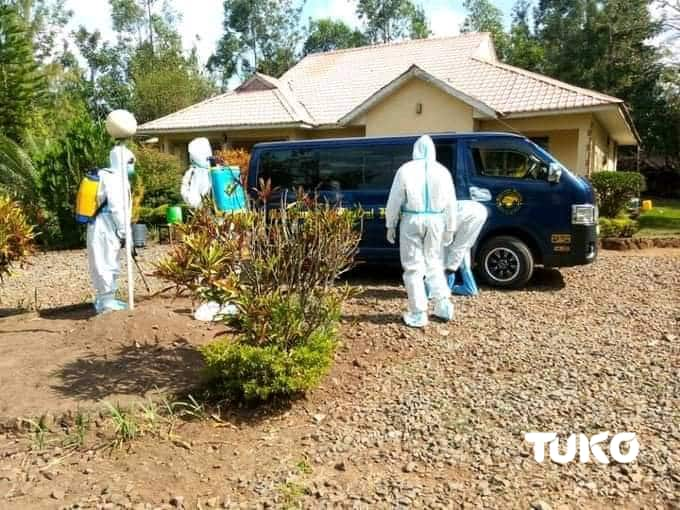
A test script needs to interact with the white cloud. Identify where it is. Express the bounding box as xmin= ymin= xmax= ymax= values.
xmin=305 ymin=0 xmax=361 ymax=27
xmin=173 ymin=0 xmax=223 ymax=64
xmin=428 ymin=7 xmax=464 ymax=37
